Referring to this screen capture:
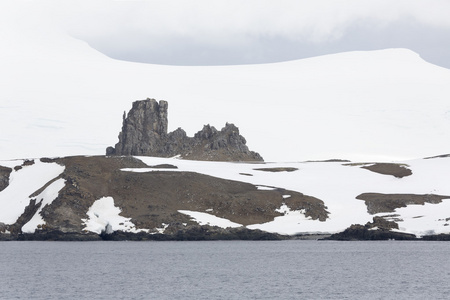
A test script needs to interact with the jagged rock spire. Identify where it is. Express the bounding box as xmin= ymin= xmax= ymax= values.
xmin=107 ymin=98 xmax=263 ymax=161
